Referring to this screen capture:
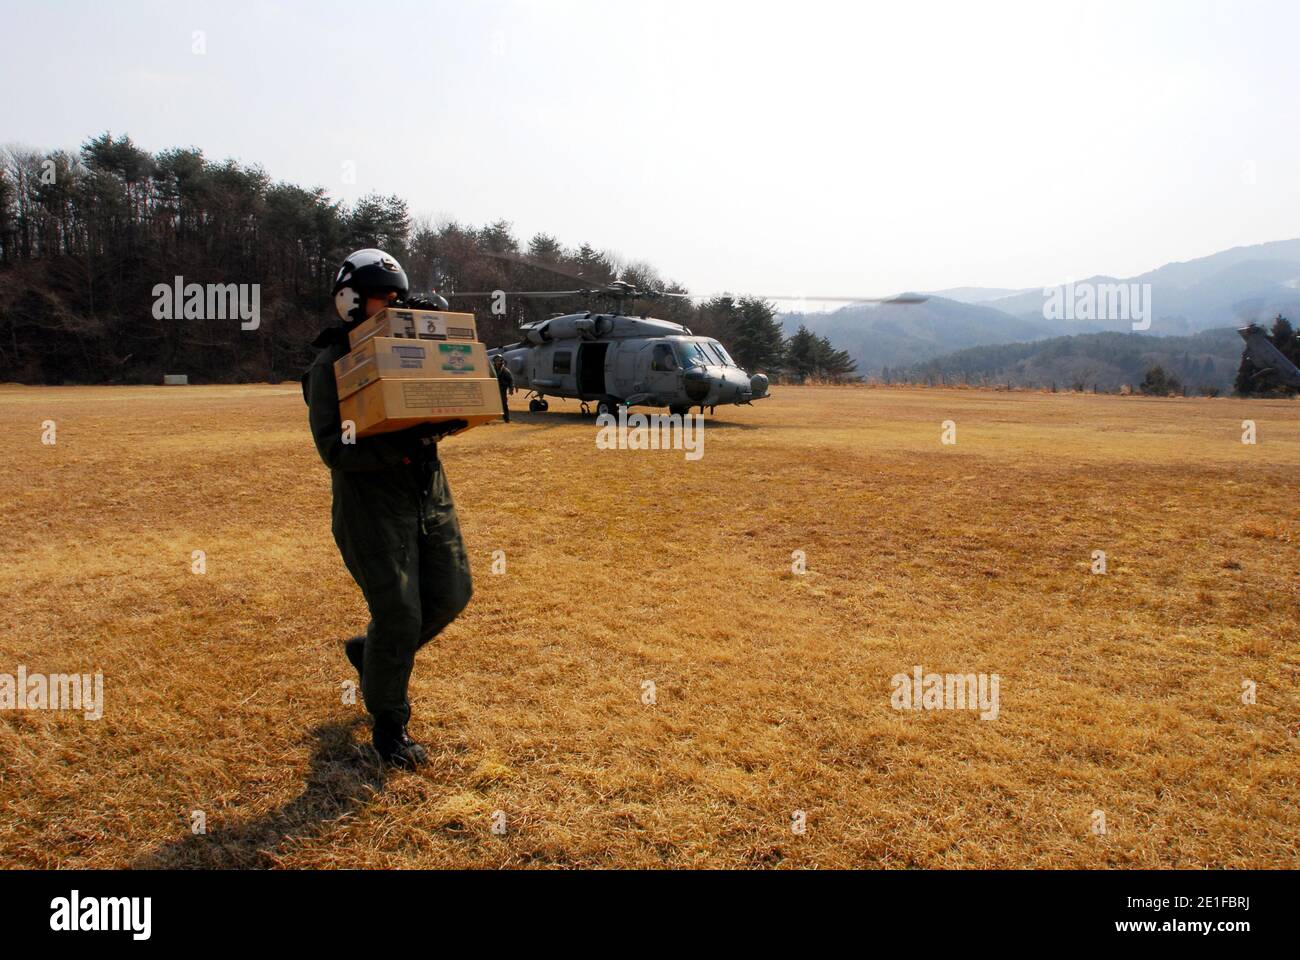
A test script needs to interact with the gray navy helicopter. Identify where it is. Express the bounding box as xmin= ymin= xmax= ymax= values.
xmin=444 ymin=251 xmax=926 ymax=418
